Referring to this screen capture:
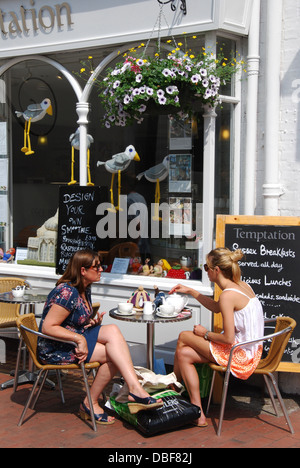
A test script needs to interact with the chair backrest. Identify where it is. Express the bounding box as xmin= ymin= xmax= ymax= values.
xmin=257 ymin=316 xmax=297 ymax=373
xmin=91 ymin=302 xmax=100 ymax=319
xmin=0 ymin=277 xmax=26 ymax=293
xmin=16 ymin=314 xmax=41 ymax=368
xmin=0 ymin=278 xmax=26 ymax=325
